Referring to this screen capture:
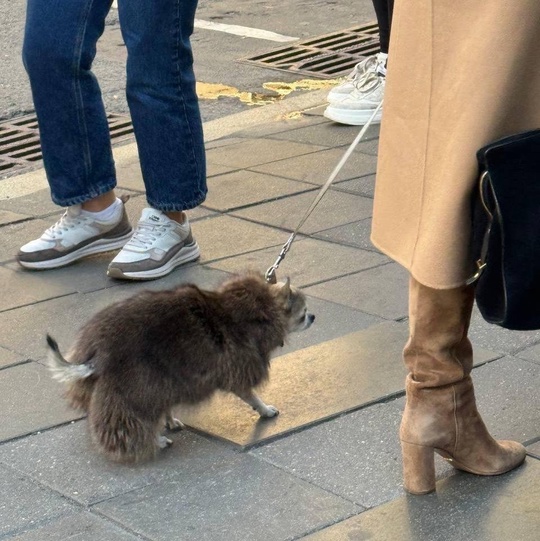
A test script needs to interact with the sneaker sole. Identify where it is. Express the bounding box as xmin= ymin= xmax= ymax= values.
xmin=323 ymin=106 xmax=382 ymax=126
xmin=107 ymin=242 xmax=201 ymax=281
xmin=17 ymin=230 xmax=134 ymax=270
